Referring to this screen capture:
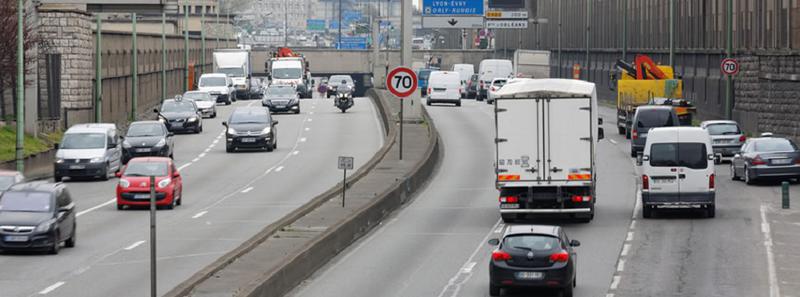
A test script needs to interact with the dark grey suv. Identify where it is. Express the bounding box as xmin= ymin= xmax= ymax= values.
xmin=0 ymin=182 xmax=76 ymax=254
xmin=630 ymin=106 xmax=680 ymax=157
